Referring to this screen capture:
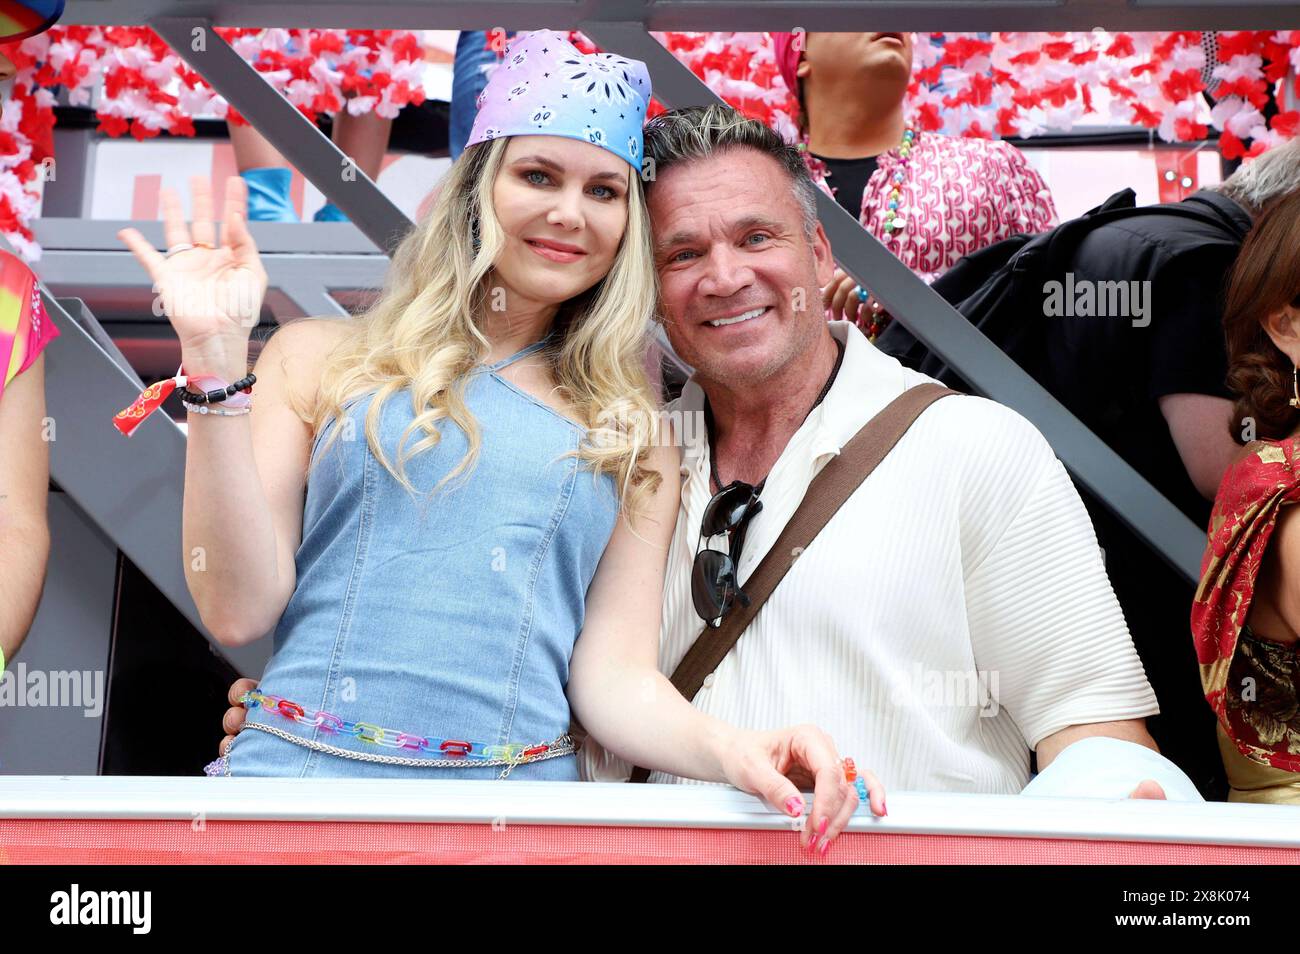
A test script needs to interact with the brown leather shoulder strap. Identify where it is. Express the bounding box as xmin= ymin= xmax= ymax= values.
xmin=626 ymin=382 xmax=959 ymax=782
